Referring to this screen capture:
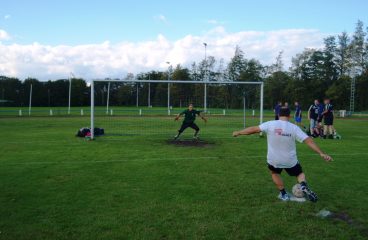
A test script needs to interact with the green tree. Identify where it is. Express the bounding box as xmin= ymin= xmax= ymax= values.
xmin=355 ymin=73 xmax=368 ymax=111
xmin=350 ymin=20 xmax=366 ymax=71
xmin=336 ymin=32 xmax=351 ymax=76
xmin=0 ymin=76 xmax=22 ymax=106
xmin=226 ymin=46 xmax=247 ymax=81
xmin=325 ymin=75 xmax=351 ymax=109
xmin=264 ymin=72 xmax=292 ymax=109
xmin=170 ymin=65 xmax=192 ymax=107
